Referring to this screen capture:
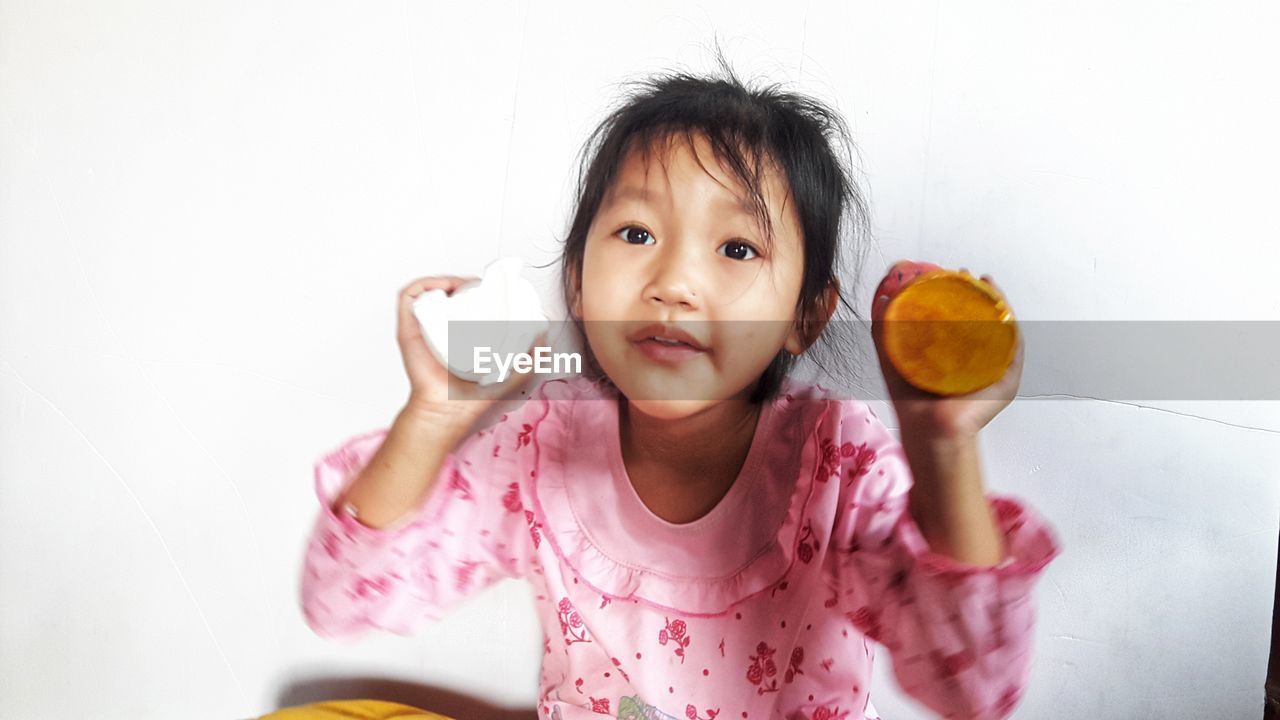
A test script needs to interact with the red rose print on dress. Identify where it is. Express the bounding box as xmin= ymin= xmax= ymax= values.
xmin=994 ymin=685 xmax=1022 ymax=715
xmin=320 ymin=530 xmax=342 ymax=560
xmin=770 ymin=580 xmax=789 ymax=599
xmin=556 ymin=597 xmax=590 ymax=645
xmin=745 ymin=641 xmax=780 ymax=694
xmin=797 ymin=522 xmax=819 ymax=563
xmin=996 ymin=499 xmax=1026 ymax=532
xmin=996 ymin=500 xmax=1021 ymax=524
xmin=659 ymin=617 xmax=691 ymax=663
xmin=610 ymin=656 xmax=631 ymax=683
xmin=502 ymin=482 xmax=522 ymax=513
xmin=787 ymin=706 xmax=850 ymax=720
xmin=813 ymin=437 xmax=858 ymax=484
xmin=454 ymin=559 xmax=481 ymax=592
xmin=847 ymin=607 xmax=883 ymax=642
xmin=989 ymin=618 xmax=1009 ymax=652
xmin=784 ymin=645 xmax=805 ymax=684
xmin=349 ymin=573 xmax=393 ymax=601
xmin=525 ymin=510 xmax=542 ymax=548
xmin=685 ymin=704 xmax=719 ymax=719
xmin=844 ymin=443 xmax=877 ymax=485
xmin=589 ymin=697 xmax=610 ymax=714
xmin=448 ymin=468 xmax=473 ymax=500
xmin=929 ymin=648 xmax=976 ymax=678
xmin=516 ymin=423 xmax=534 ymax=449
